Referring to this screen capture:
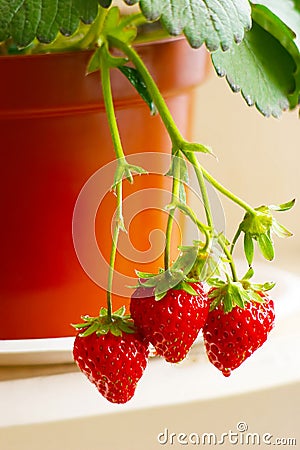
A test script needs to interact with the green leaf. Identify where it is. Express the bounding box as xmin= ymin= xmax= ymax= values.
xmin=87 ymin=48 xmax=102 ymax=73
xmin=79 ymin=321 xmax=100 ymax=337
xmin=0 ymin=0 xmax=100 ymax=47
xmin=135 ymin=270 xmax=157 ymax=278
xmin=257 ymin=233 xmax=275 ymax=260
xmin=212 ymin=21 xmax=297 ymax=117
xmin=118 ymin=65 xmax=157 ymax=114
xmin=229 ymin=283 xmax=246 ymax=309
xmin=182 ymin=141 xmax=214 ymax=155
xmin=242 ymin=266 xmax=254 ymax=280
xmin=124 ymin=0 xmax=139 ymax=4
xmin=76 ymin=0 xmax=100 ymax=23
xmin=244 ymin=233 xmax=254 ymax=265
xmin=154 ymin=290 xmax=167 ymax=301
xmin=269 ymin=198 xmax=296 ymax=212
xmin=262 ymin=281 xmax=275 ymax=291
xmin=113 ymin=306 xmax=126 ymax=317
xmin=71 ymin=322 xmax=90 ymax=329
xmin=250 ymin=2 xmax=300 ymax=108
xmin=118 ymin=320 xmax=136 ymax=334
xmin=272 ymin=219 xmax=293 ymax=238
xmin=251 ymin=0 xmax=300 ymax=50
xmin=207 ymin=278 xmax=225 ymax=287
xmin=251 ymin=281 xmax=275 ymax=291
xmin=178 ymin=281 xmax=198 ymax=295
xmin=251 ymin=291 xmax=265 ymax=303
xmin=138 ymin=0 xmax=251 ymax=51
xmin=99 ymin=0 xmax=112 ymax=7
xmin=99 ymin=307 xmax=108 ymax=316
xmin=109 ymin=323 xmax=123 ymax=336
xmin=171 ymin=246 xmax=198 ymax=275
